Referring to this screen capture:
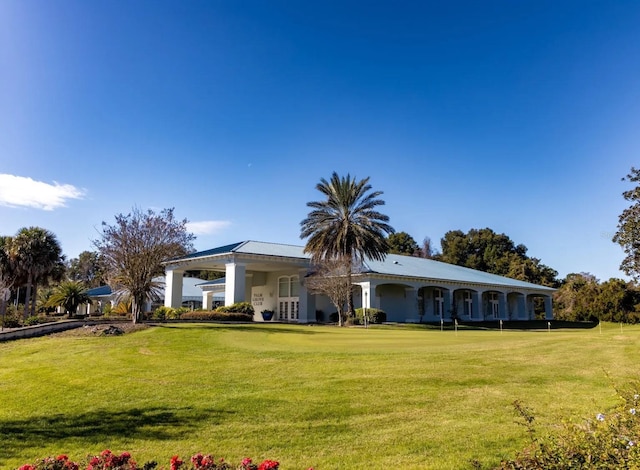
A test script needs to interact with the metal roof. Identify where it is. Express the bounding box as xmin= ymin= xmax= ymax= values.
xmin=168 ymin=241 xmax=553 ymax=291
xmin=363 ymin=254 xmax=555 ymax=291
